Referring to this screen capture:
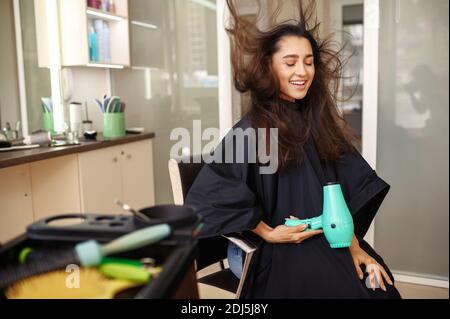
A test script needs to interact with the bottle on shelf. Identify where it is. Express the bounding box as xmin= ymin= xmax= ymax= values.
xmin=109 ymin=0 xmax=116 ymax=14
xmin=94 ymin=19 xmax=105 ymax=62
xmin=101 ymin=0 xmax=109 ymax=12
xmin=103 ymin=21 xmax=111 ymax=63
xmin=88 ymin=25 xmax=99 ymax=62
xmin=87 ymin=0 xmax=101 ymax=10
